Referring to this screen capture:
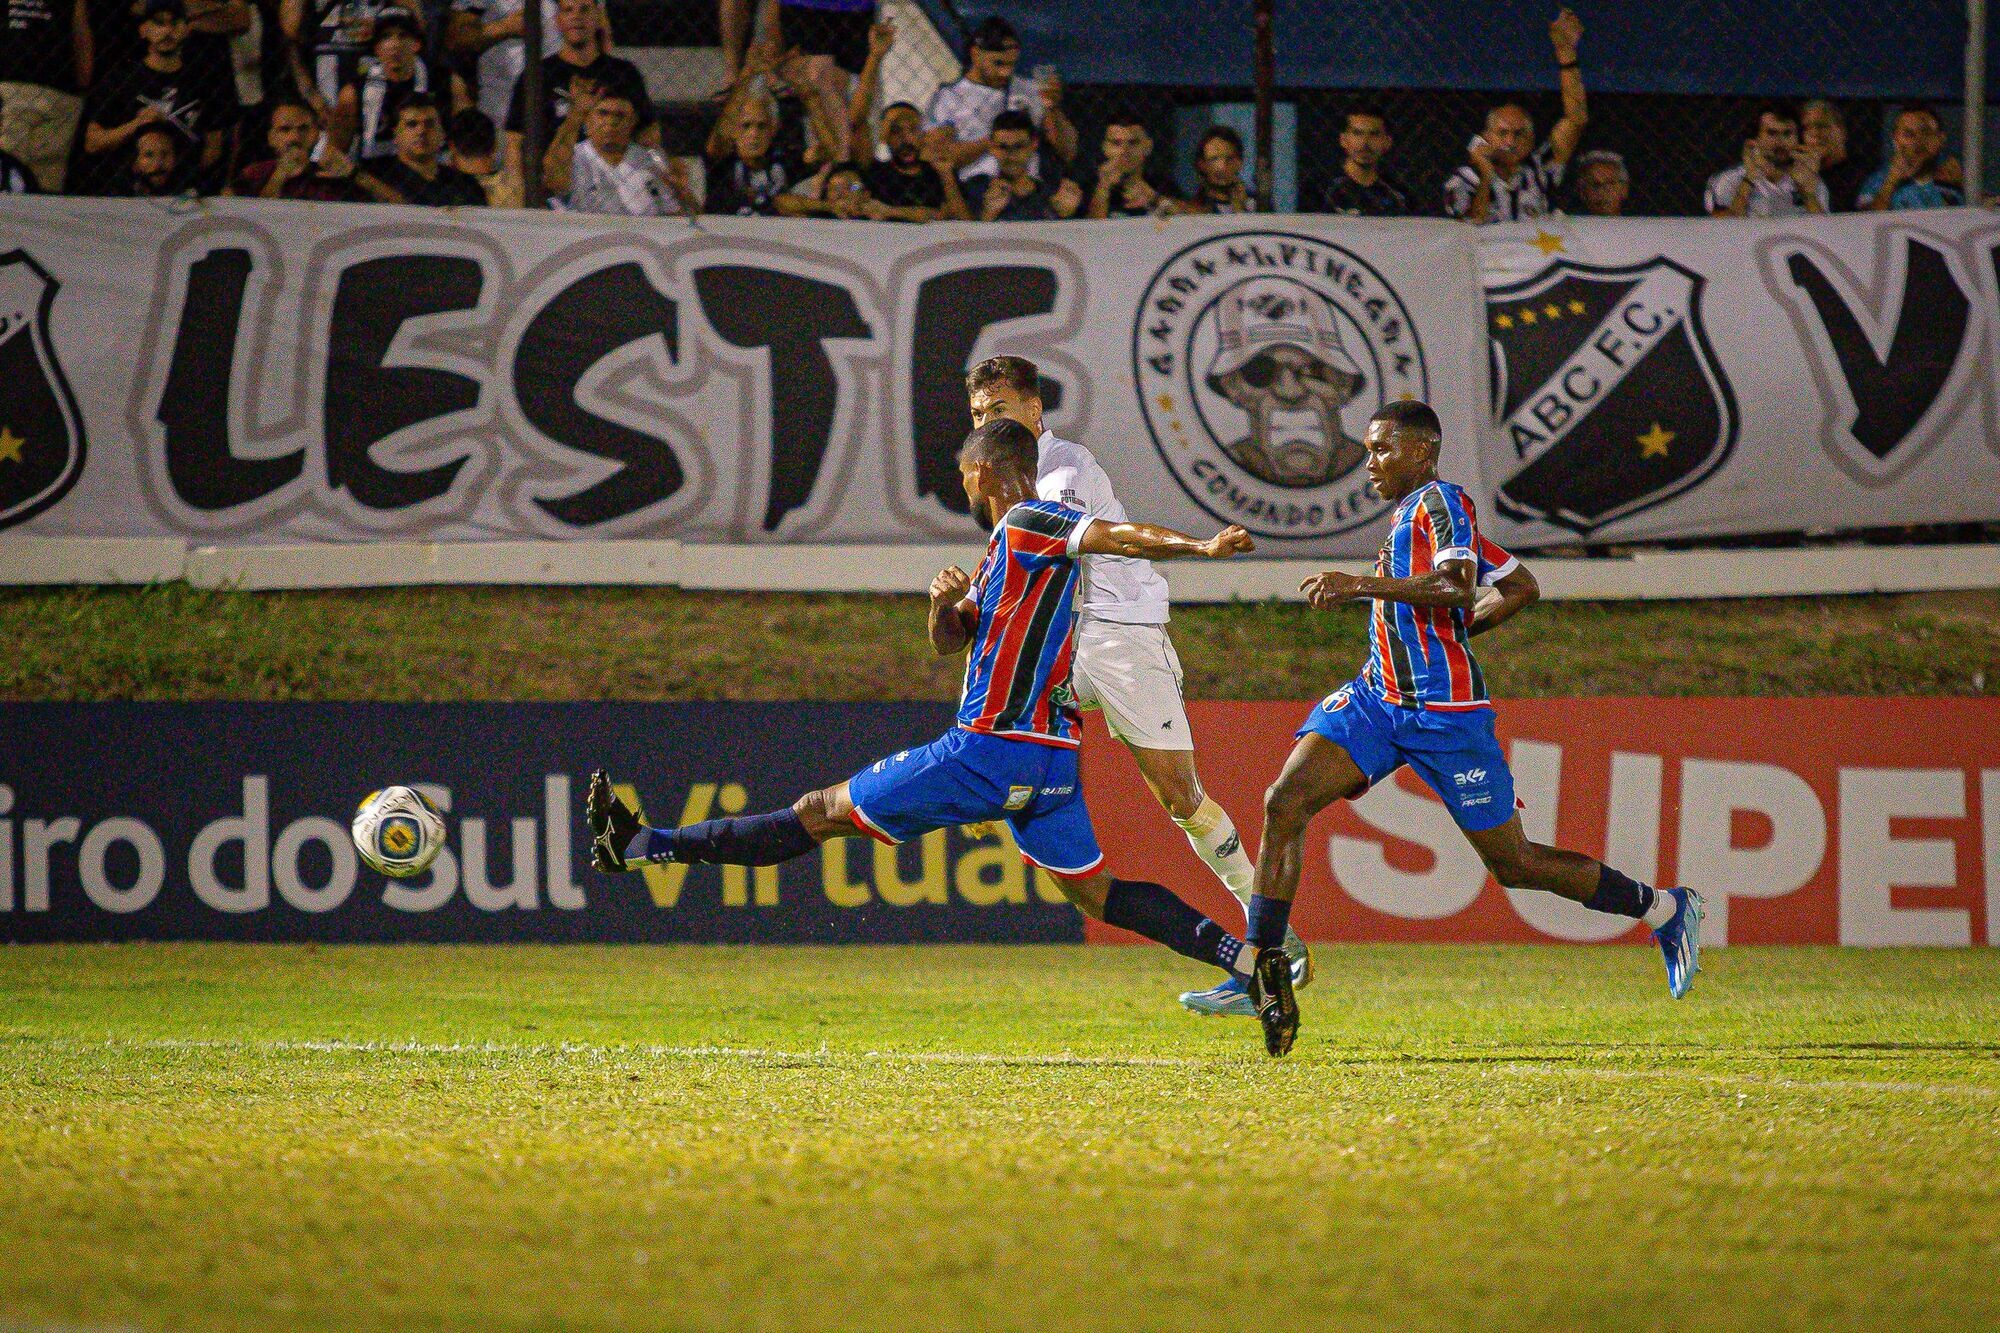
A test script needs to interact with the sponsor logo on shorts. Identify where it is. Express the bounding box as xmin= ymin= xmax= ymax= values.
xmin=1004 ymin=785 xmax=1034 ymax=810
xmin=1038 ymin=785 xmax=1075 ymax=797
xmin=1454 ymin=768 xmax=1487 ymax=786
